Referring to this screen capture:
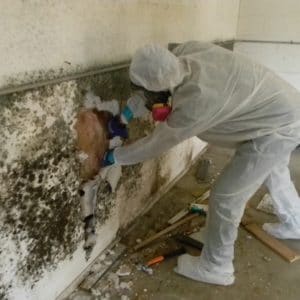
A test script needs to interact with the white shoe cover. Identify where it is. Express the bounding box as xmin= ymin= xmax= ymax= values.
xmin=174 ymin=254 xmax=234 ymax=286
xmin=263 ymin=222 xmax=300 ymax=239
